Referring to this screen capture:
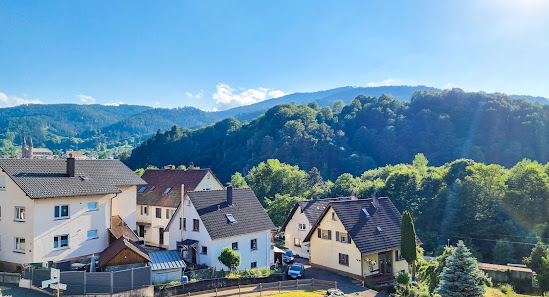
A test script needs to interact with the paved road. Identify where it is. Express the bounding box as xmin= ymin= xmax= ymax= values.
xmin=290 ymin=258 xmax=385 ymax=297
xmin=0 ymin=284 xmax=49 ymax=297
